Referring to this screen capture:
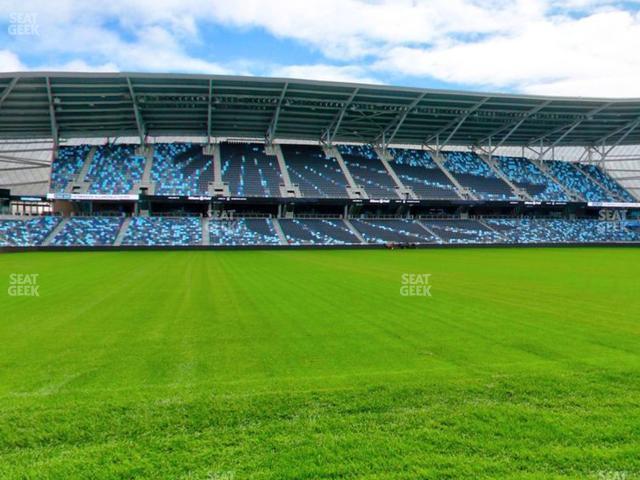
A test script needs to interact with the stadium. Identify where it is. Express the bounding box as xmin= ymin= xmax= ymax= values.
xmin=2 ymin=30 xmax=640 ymax=480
